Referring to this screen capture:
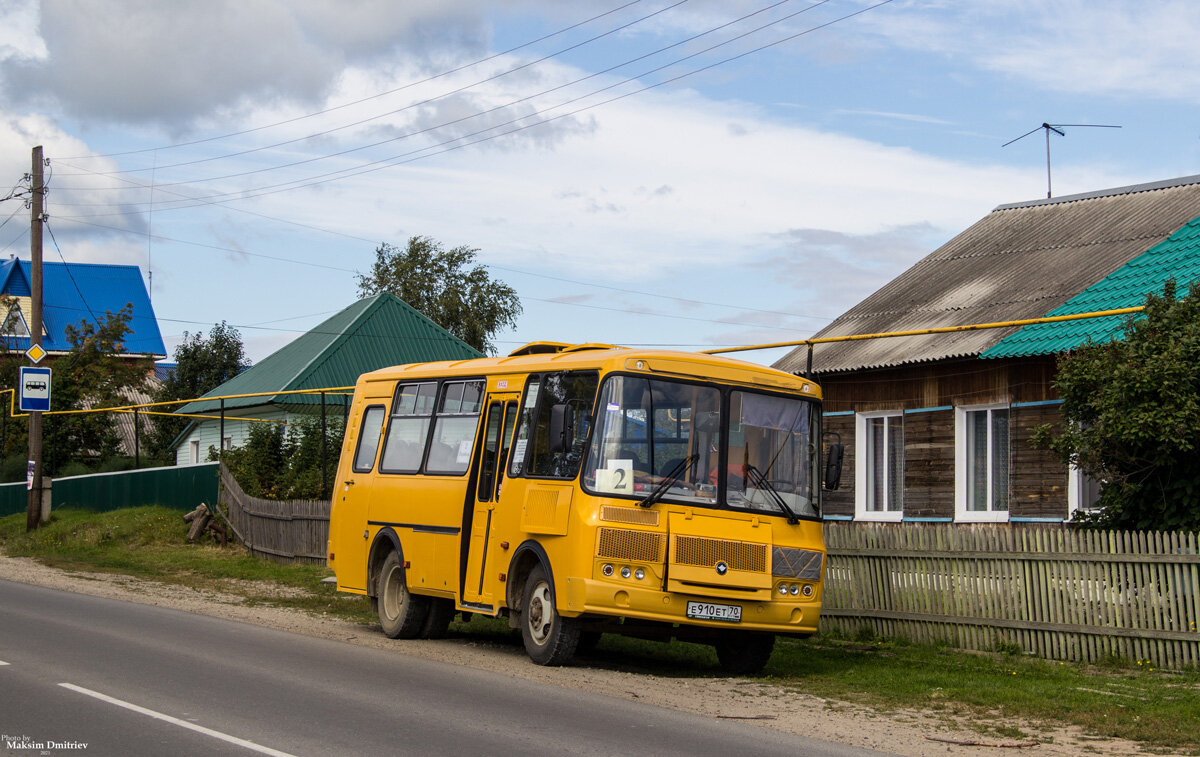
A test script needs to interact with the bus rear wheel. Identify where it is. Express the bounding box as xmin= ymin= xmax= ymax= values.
xmin=520 ymin=564 xmax=580 ymax=666
xmin=377 ymin=551 xmax=429 ymax=639
xmin=714 ymin=632 xmax=775 ymax=675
